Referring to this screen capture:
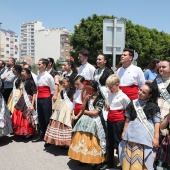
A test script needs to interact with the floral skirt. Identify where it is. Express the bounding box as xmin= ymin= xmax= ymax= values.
xmin=68 ymin=131 xmax=105 ymax=164
xmin=44 ymin=120 xmax=72 ymax=146
xmin=122 ymin=141 xmax=147 ymax=170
